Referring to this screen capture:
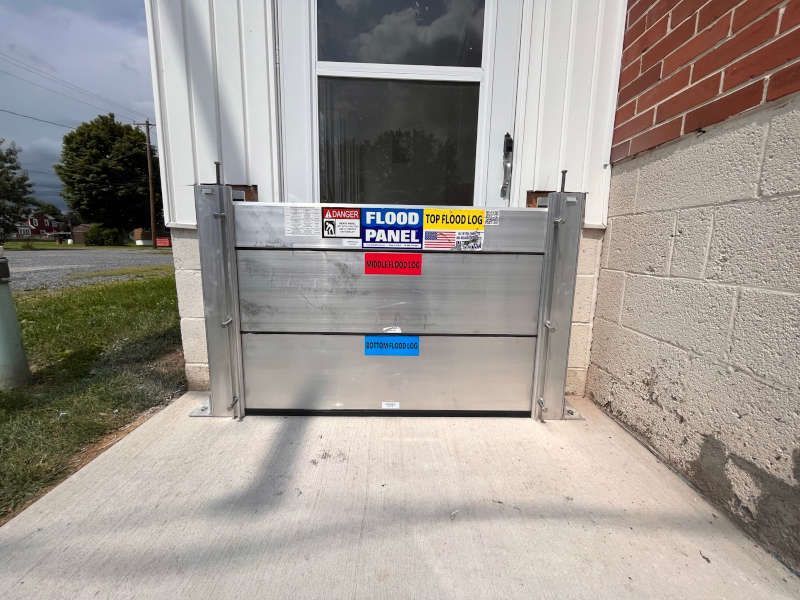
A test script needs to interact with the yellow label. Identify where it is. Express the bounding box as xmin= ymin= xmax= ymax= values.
xmin=423 ymin=208 xmax=485 ymax=231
